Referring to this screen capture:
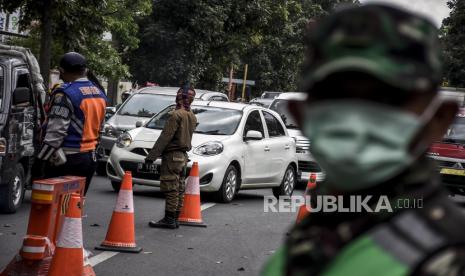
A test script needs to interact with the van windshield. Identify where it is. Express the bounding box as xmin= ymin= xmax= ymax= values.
xmin=444 ymin=116 xmax=465 ymax=143
xmin=118 ymin=93 xmax=175 ymax=117
xmin=269 ymin=99 xmax=298 ymax=129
